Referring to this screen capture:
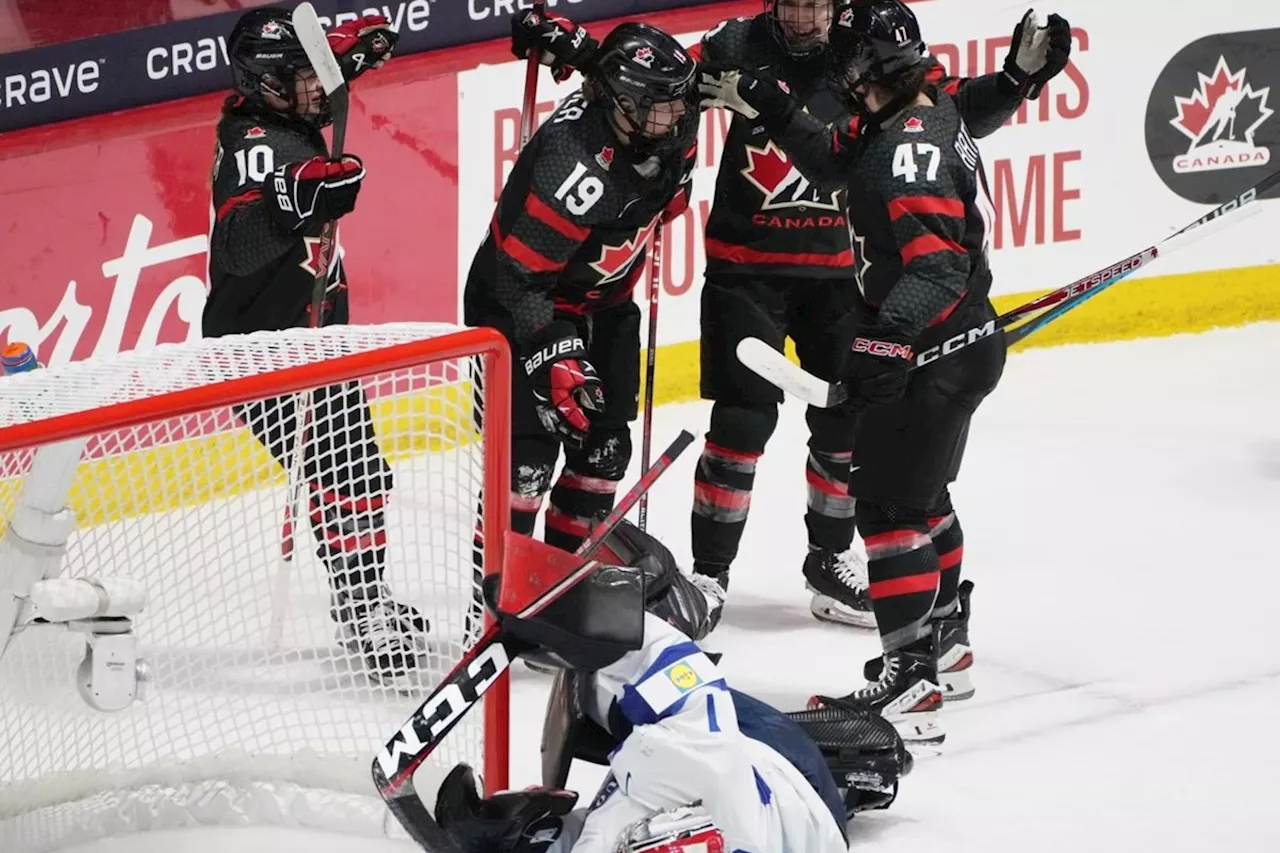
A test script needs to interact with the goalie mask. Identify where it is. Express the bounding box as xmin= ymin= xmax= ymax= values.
xmin=590 ymin=23 xmax=698 ymax=158
xmin=764 ymin=0 xmax=836 ymax=59
xmin=228 ymin=7 xmax=331 ymax=126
